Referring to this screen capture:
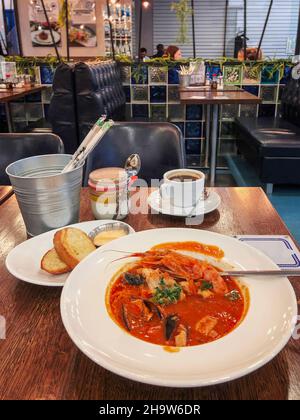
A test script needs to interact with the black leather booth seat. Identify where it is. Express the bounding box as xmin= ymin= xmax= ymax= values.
xmin=75 ymin=62 xmax=126 ymax=144
xmin=236 ymin=79 xmax=300 ymax=193
xmin=48 ymin=61 xmax=126 ymax=154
